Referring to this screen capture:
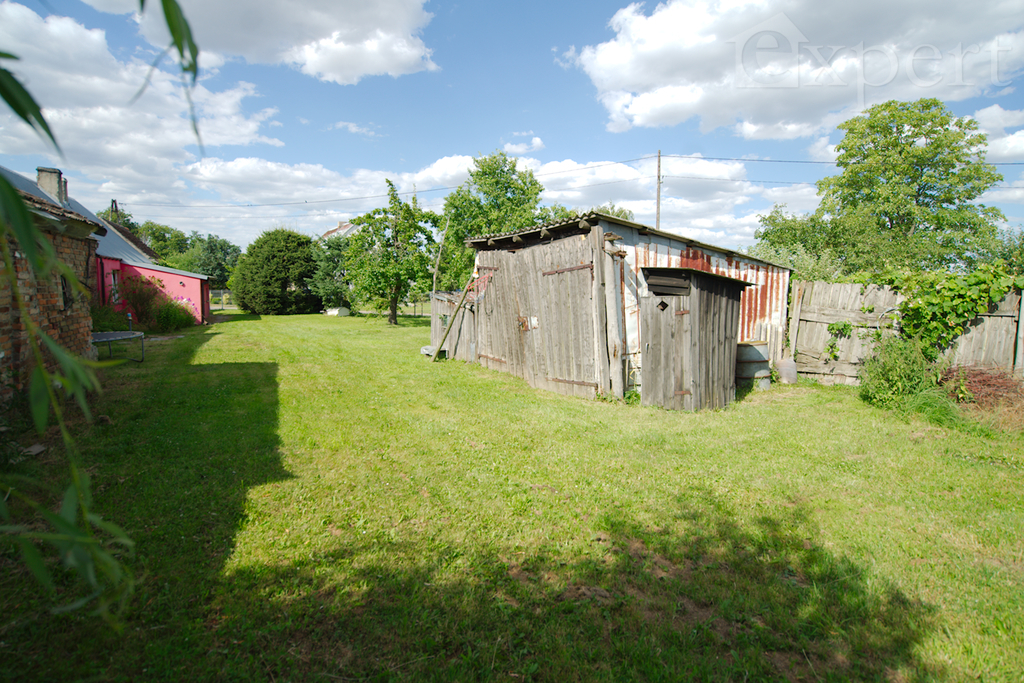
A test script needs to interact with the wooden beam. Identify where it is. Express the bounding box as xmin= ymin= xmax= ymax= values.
xmin=546 ymin=377 xmax=598 ymax=388
xmin=1016 ymin=289 xmax=1024 ymax=378
xmin=431 ymin=275 xmax=474 ymax=362
xmin=591 ymin=223 xmax=609 ymax=396
xmin=542 ymin=263 xmax=593 ymax=276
